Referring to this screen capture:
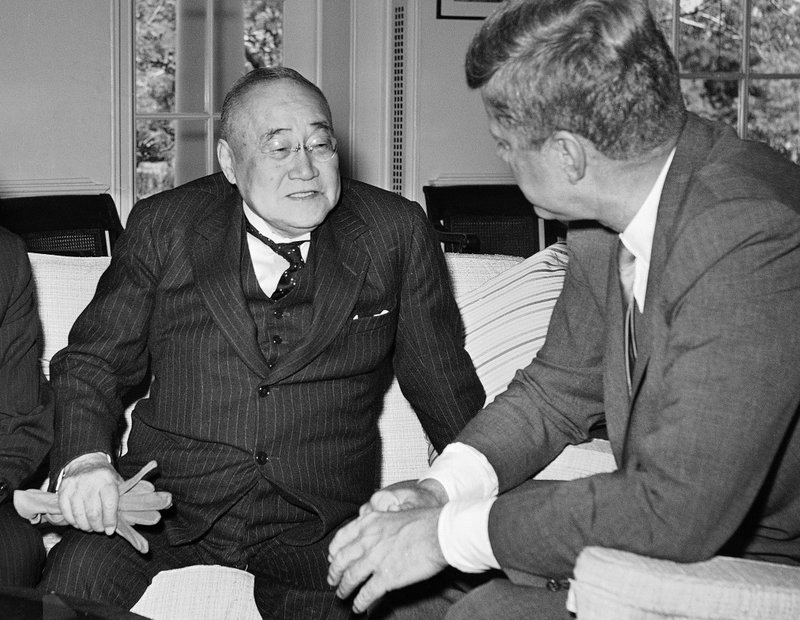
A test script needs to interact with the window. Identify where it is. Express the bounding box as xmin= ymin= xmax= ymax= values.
xmin=134 ymin=0 xmax=284 ymax=201
xmin=653 ymin=0 xmax=800 ymax=162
